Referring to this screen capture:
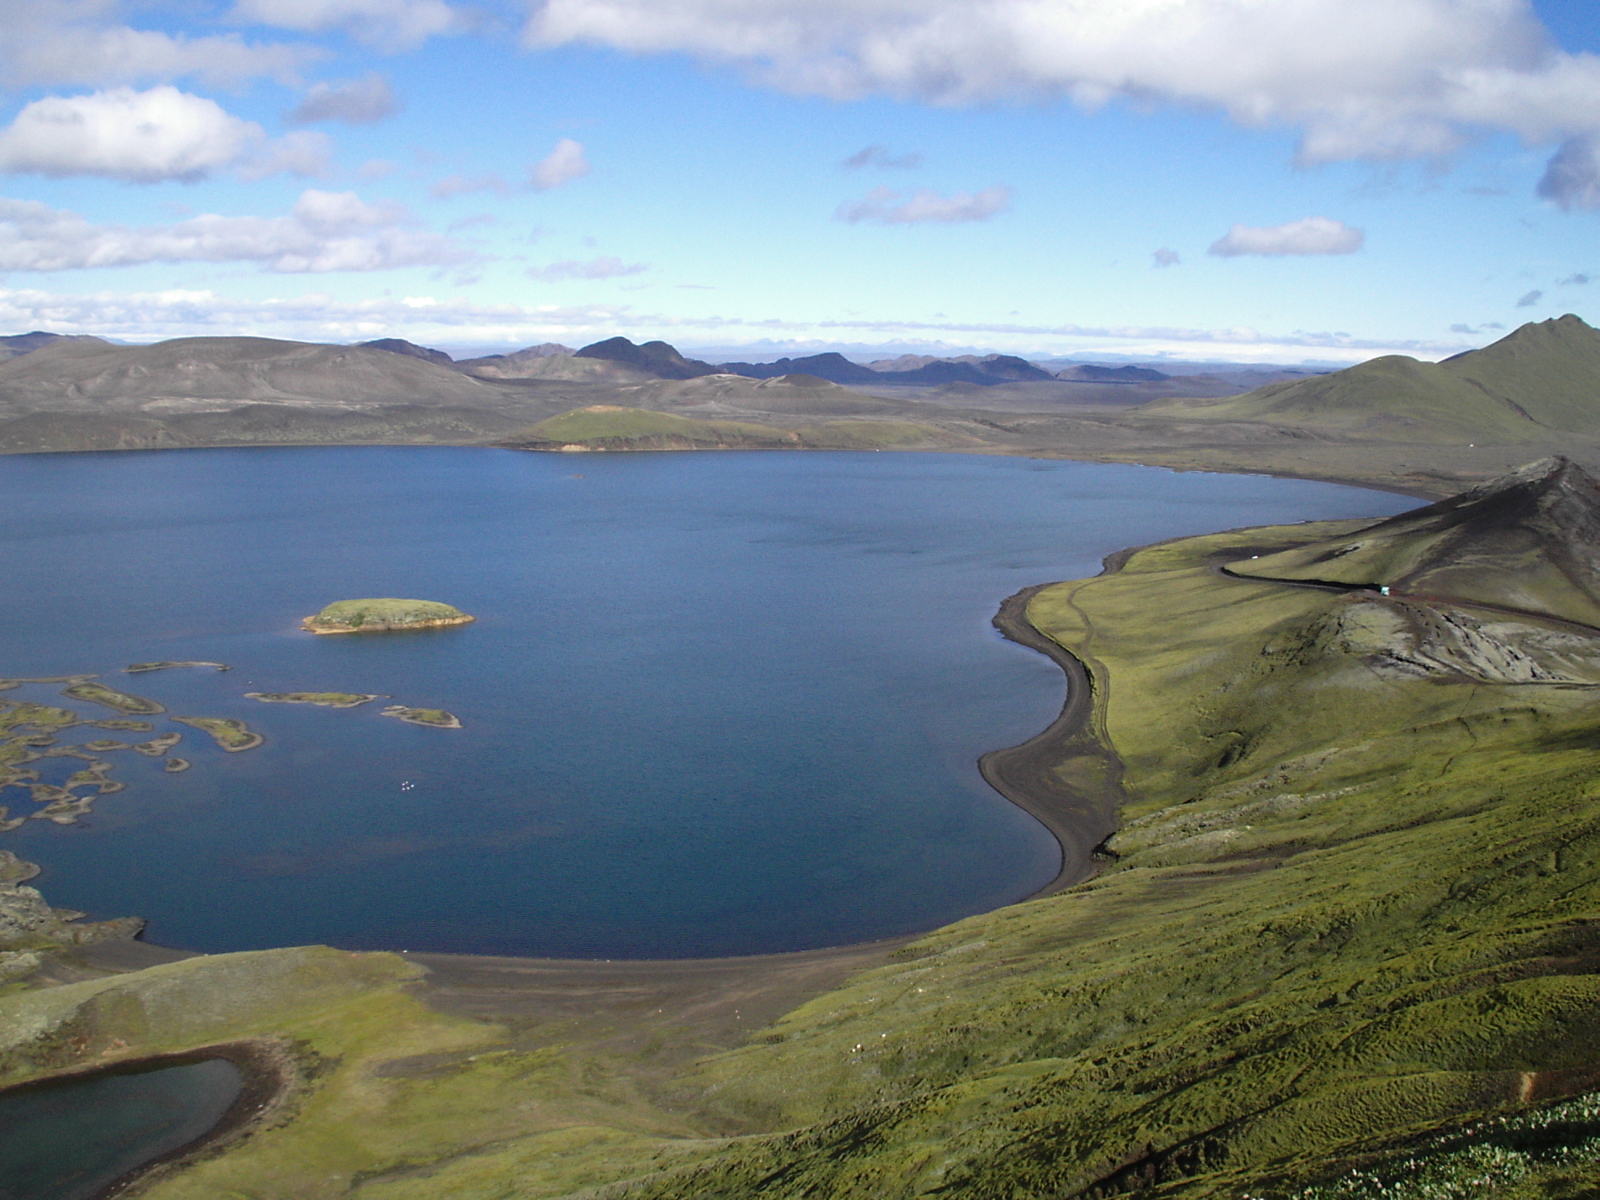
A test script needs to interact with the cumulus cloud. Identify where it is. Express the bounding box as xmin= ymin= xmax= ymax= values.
xmin=842 ymin=144 xmax=923 ymax=170
xmin=1 ymin=0 xmax=311 ymax=90
xmin=0 ymin=86 xmax=264 ymax=183
xmin=1537 ymin=135 xmax=1600 ymax=211
xmin=1559 ymin=273 xmax=1591 ymax=285
xmin=527 ymin=256 xmax=647 ymax=281
xmin=0 ymin=190 xmax=475 ymax=272
xmin=287 ymin=73 xmax=400 ymax=125
xmin=529 ymin=138 xmax=591 ymax=191
xmin=1208 ymin=217 xmax=1365 ymax=257
xmin=1516 ymin=289 xmax=1544 ymax=306
xmin=231 ymin=0 xmax=458 ymax=49
xmin=836 ymin=184 xmax=1011 ymax=224
xmin=523 ymin=0 xmax=1600 ymax=193
xmin=1152 ymin=247 xmax=1180 ymax=268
